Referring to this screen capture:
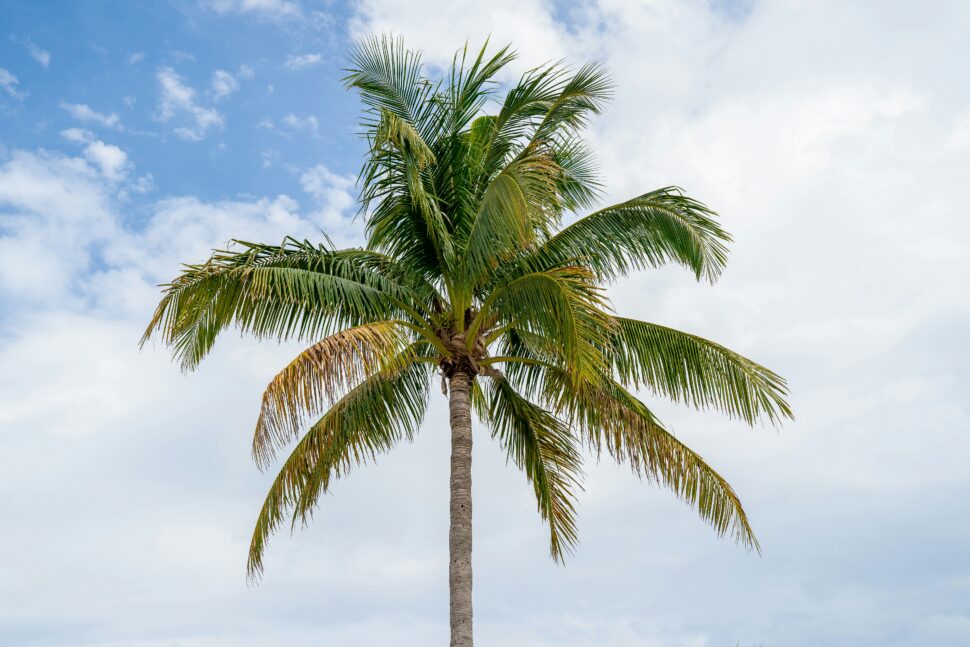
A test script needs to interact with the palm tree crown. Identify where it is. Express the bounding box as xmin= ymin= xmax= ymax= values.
xmin=143 ymin=34 xmax=791 ymax=606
